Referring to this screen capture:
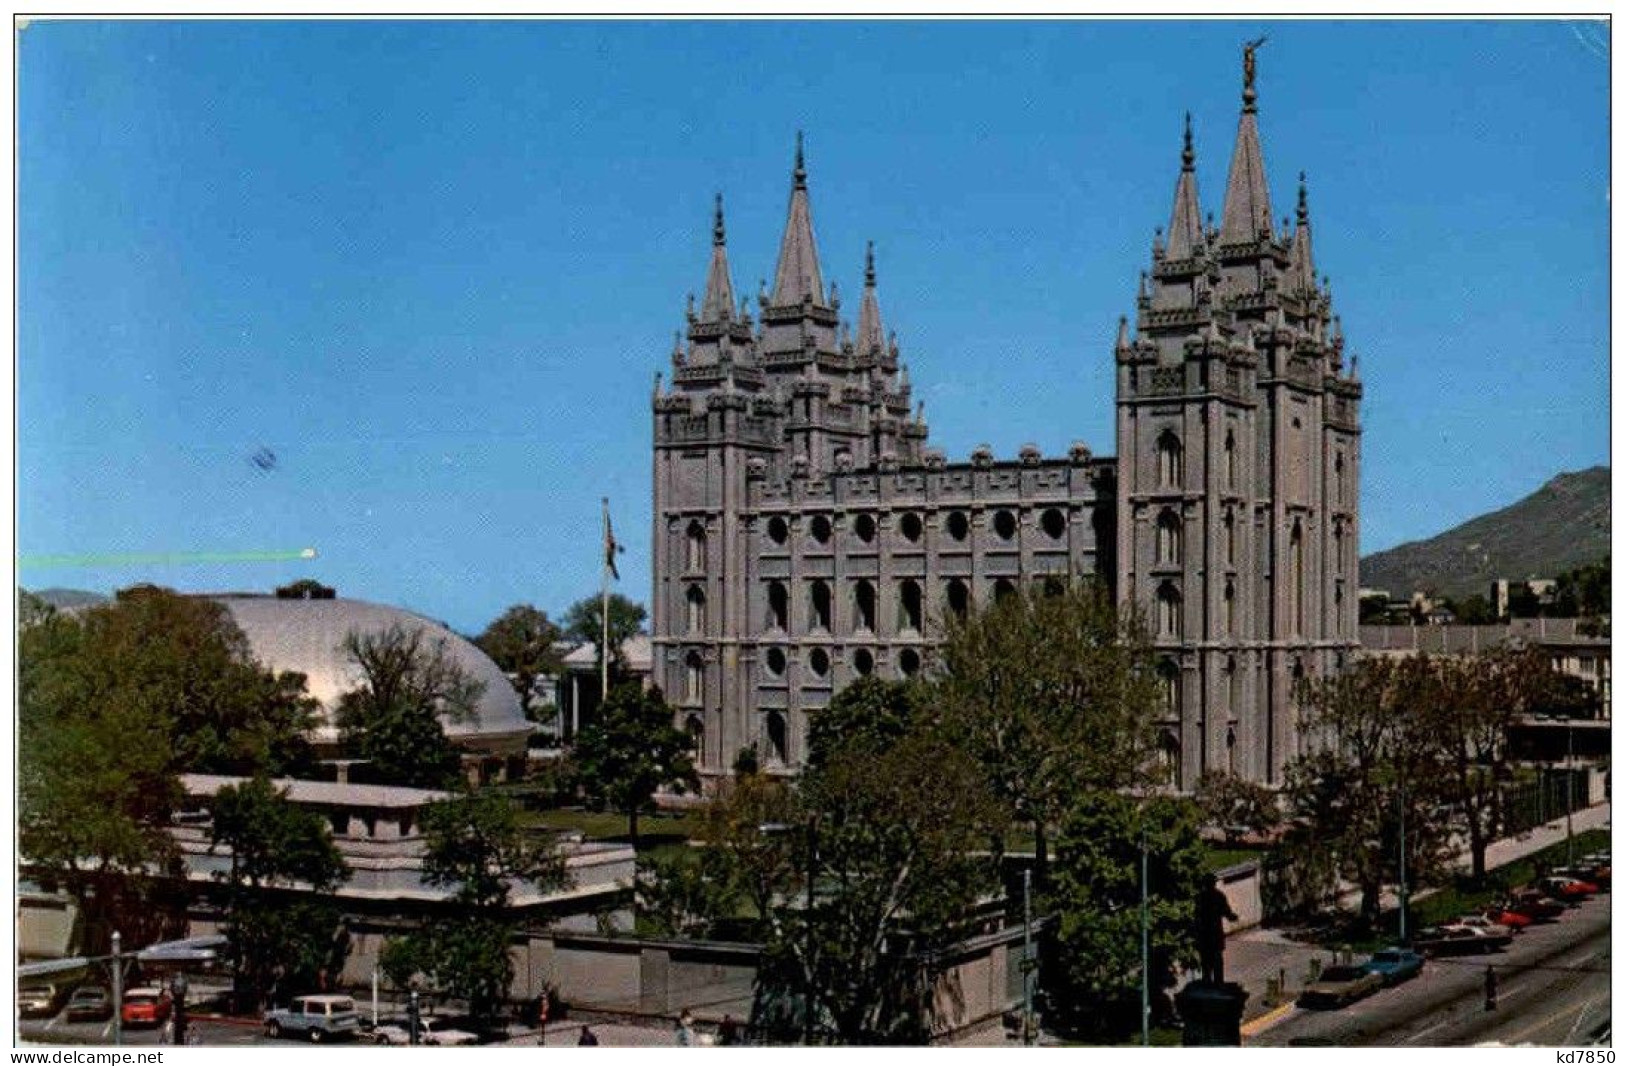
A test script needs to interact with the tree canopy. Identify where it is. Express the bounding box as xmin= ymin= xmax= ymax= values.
xmin=562 ymin=593 xmax=647 ymax=682
xmin=573 ymin=683 xmax=699 ymax=844
xmin=335 ymin=623 xmax=481 ymax=788
xmin=474 ymin=603 xmax=564 ymax=721
xmin=18 ymin=585 xmax=319 ymax=953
